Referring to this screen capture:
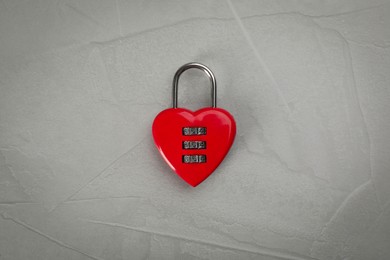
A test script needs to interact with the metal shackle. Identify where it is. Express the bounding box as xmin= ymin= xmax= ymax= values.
xmin=172 ymin=62 xmax=217 ymax=108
